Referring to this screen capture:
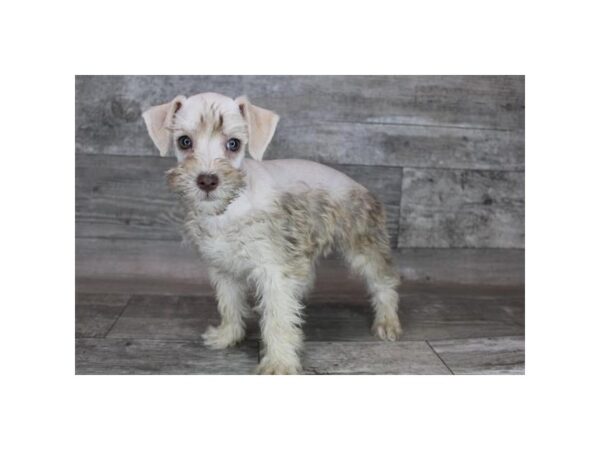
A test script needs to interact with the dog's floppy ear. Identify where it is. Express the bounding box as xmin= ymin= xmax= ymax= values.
xmin=142 ymin=95 xmax=186 ymax=156
xmin=235 ymin=96 xmax=279 ymax=161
